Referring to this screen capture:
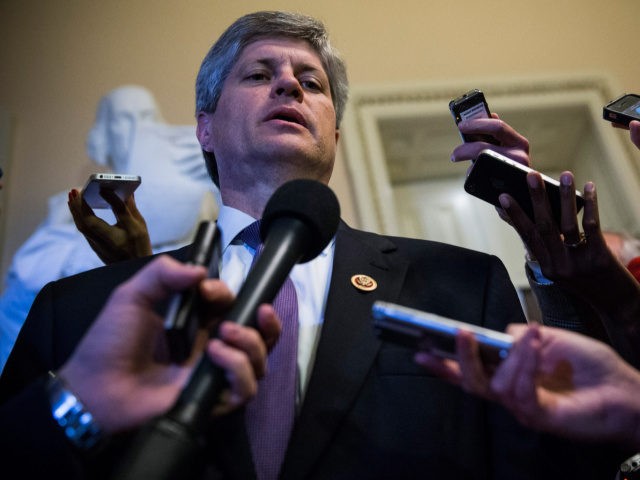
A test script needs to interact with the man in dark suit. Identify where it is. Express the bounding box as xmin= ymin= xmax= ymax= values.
xmin=0 ymin=254 xmax=279 ymax=479
xmin=0 ymin=10 xmax=627 ymax=480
